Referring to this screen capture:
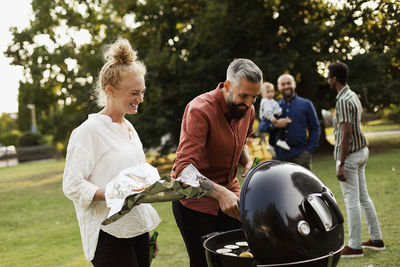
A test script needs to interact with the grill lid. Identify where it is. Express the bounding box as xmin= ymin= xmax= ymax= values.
xmin=239 ymin=161 xmax=344 ymax=264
